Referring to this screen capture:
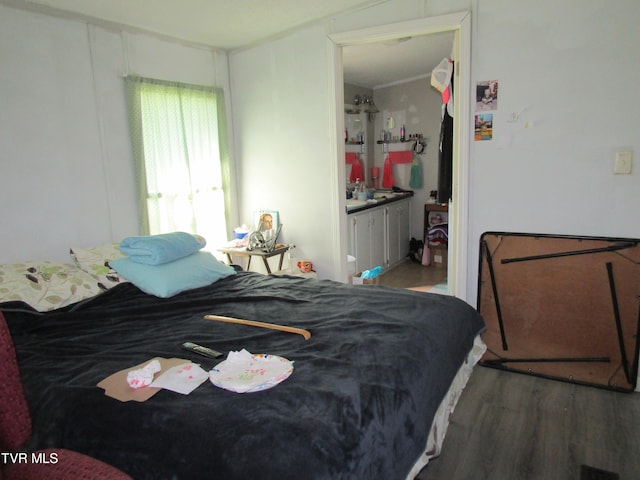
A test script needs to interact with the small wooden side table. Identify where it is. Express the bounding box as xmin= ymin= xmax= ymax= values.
xmin=218 ymin=246 xmax=288 ymax=274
